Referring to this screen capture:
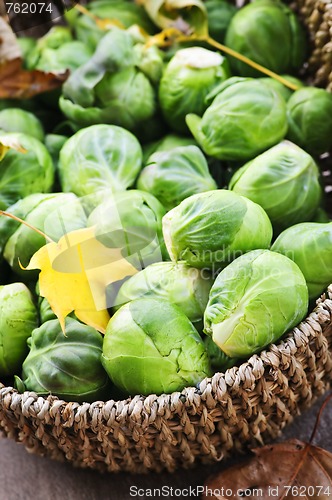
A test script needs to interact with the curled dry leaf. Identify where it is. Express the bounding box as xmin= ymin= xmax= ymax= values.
xmin=203 ymin=439 xmax=332 ymax=499
xmin=0 ymin=17 xmax=68 ymax=98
